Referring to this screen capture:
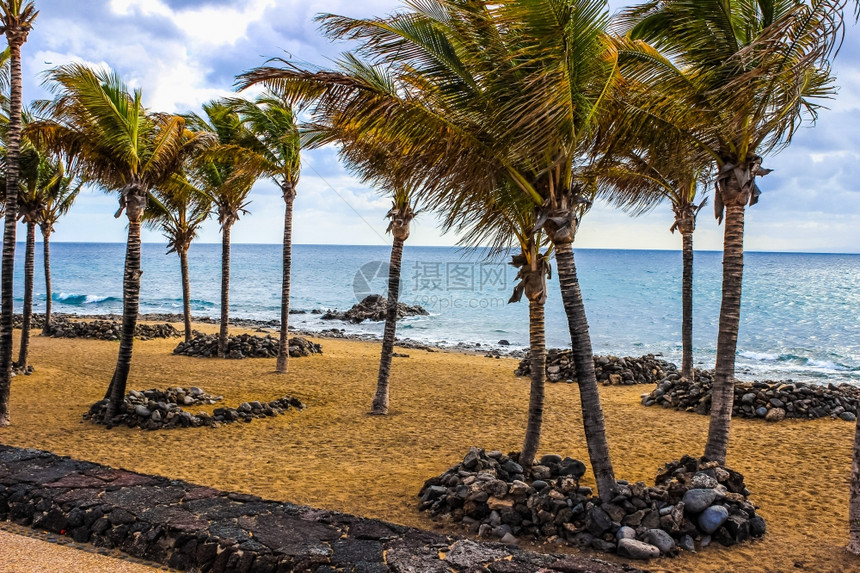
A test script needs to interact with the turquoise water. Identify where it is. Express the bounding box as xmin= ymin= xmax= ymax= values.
xmin=10 ymin=242 xmax=860 ymax=384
